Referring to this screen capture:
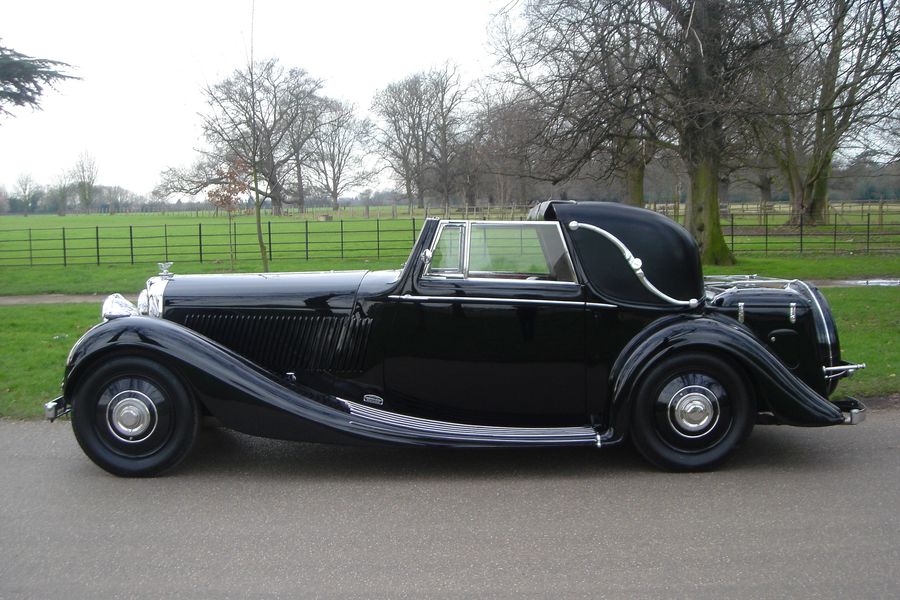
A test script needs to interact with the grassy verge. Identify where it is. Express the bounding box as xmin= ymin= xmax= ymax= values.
xmin=0 ymin=287 xmax=895 ymax=419
xmin=704 ymin=254 xmax=900 ymax=280
xmin=0 ymin=303 xmax=98 ymax=418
